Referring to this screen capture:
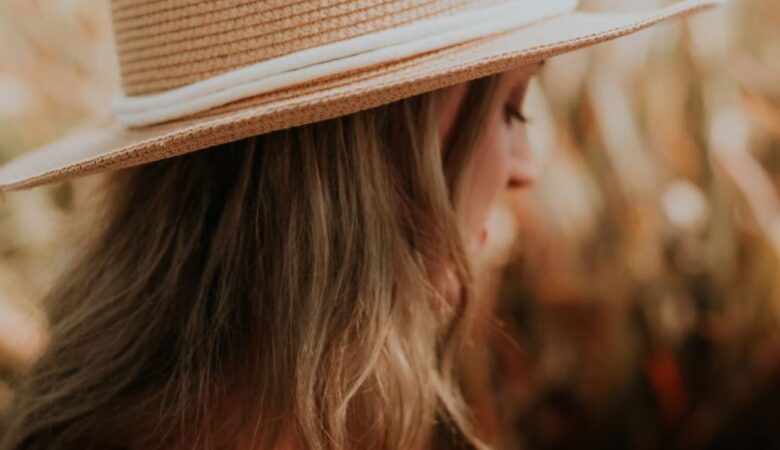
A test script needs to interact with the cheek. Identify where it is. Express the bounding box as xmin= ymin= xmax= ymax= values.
xmin=460 ymin=122 xmax=512 ymax=240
